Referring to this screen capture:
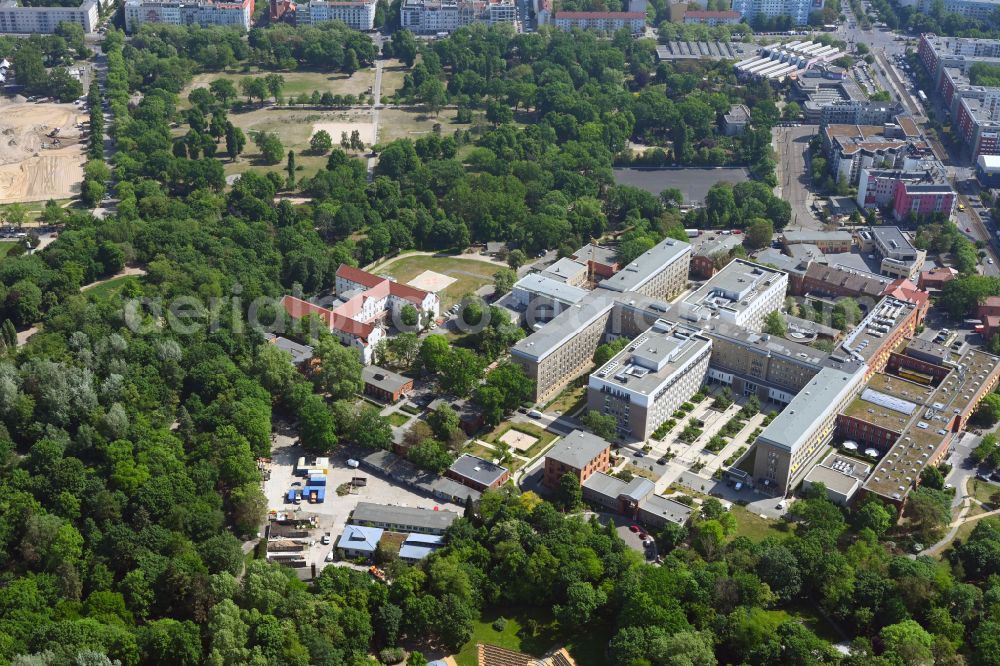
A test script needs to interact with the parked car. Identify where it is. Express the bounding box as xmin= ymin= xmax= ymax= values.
xmin=321 ymin=533 xmax=331 ymax=545
xmin=628 ymin=525 xmax=640 ymax=533
xmin=347 ymin=459 xmax=359 ymax=468
xmin=527 ymin=409 xmax=542 ymax=418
